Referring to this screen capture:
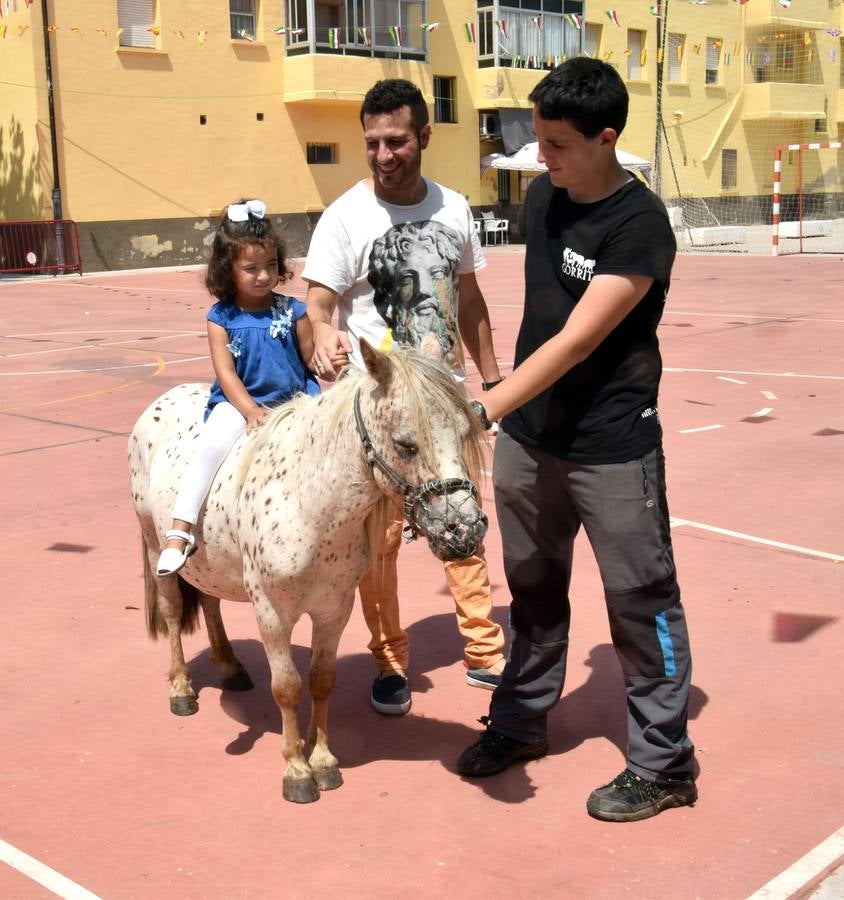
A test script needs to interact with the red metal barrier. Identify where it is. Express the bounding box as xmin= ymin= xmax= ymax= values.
xmin=0 ymin=219 xmax=83 ymax=275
